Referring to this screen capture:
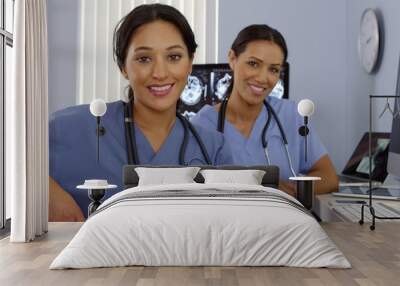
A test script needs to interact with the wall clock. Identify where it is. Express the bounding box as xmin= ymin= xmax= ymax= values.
xmin=358 ymin=8 xmax=380 ymax=73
